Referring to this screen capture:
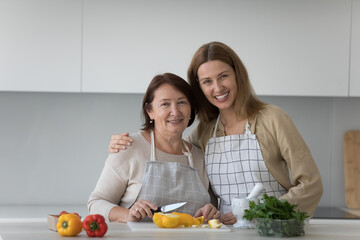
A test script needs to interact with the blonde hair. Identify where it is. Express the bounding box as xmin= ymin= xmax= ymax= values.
xmin=187 ymin=41 xmax=265 ymax=123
